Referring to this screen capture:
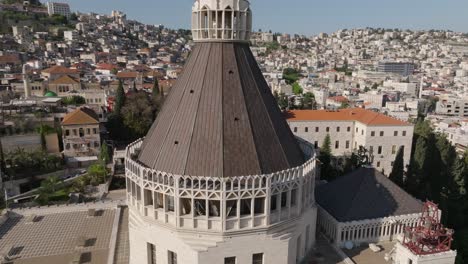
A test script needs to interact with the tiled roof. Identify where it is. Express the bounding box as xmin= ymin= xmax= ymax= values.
xmin=42 ymin=65 xmax=79 ymax=74
xmin=286 ymin=108 xmax=411 ymax=126
xmin=116 ymin=71 xmax=138 ymax=78
xmin=316 ymin=167 xmax=422 ymax=222
xmin=62 ymin=107 xmax=99 ymax=125
xmin=50 ymin=75 xmax=79 ymax=85
xmin=138 ymin=42 xmax=305 ymax=178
